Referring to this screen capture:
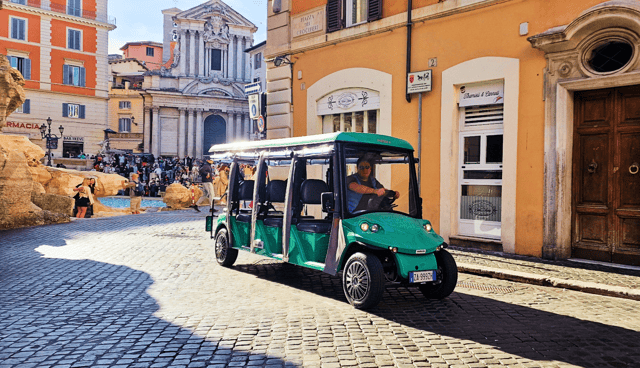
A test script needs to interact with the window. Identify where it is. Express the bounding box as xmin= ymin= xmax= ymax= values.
xmin=210 ymin=49 xmax=222 ymax=71
xmin=16 ymin=99 xmax=30 ymax=114
xmin=146 ymin=47 xmax=154 ymax=57
xmin=253 ymin=77 xmax=260 ymax=83
xmin=10 ymin=18 xmax=26 ymax=41
xmin=63 ymin=65 xmax=86 ymax=87
xmin=327 ymin=0 xmax=382 ymax=33
xmin=323 ymin=110 xmax=378 ymax=134
xmin=586 ymin=40 xmax=634 ymax=74
xmin=62 ymin=103 xmax=85 ymax=119
xmin=67 ymin=0 xmax=81 ymax=16
xmin=11 ymin=0 xmax=27 ymax=5
xmin=119 ymin=118 xmax=132 ymax=132
xmin=119 ymin=101 xmax=131 ymax=109
xmin=254 ymin=53 xmax=262 ymax=69
xmin=68 ymin=29 xmax=81 ymax=50
xmin=8 ymin=56 xmax=31 ymax=80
